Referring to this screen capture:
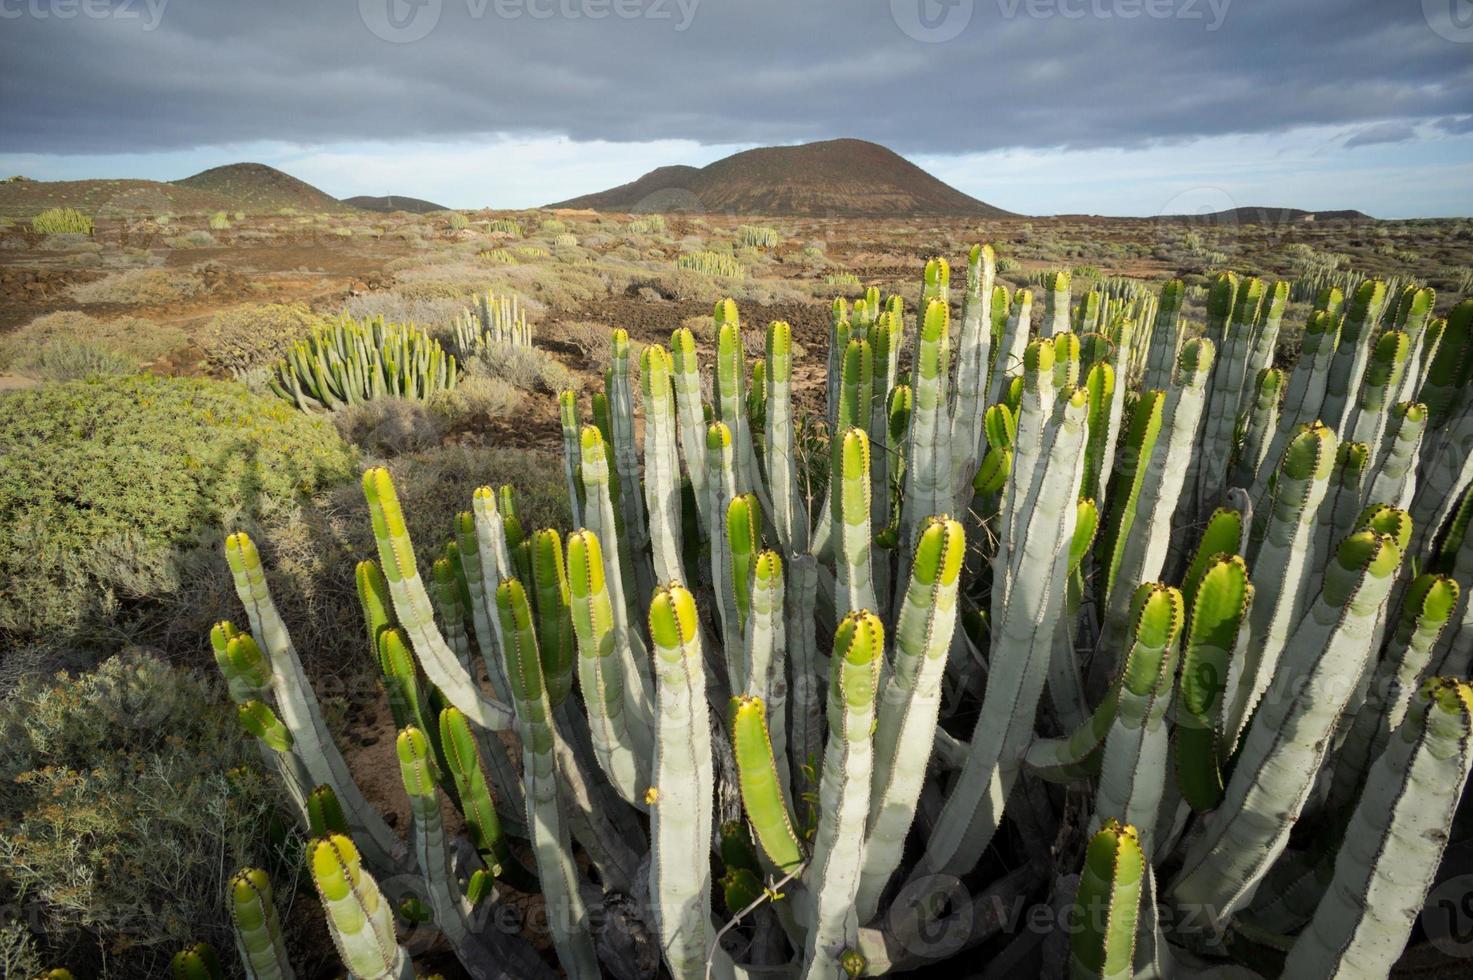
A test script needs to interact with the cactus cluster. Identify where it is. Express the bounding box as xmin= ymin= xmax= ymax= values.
xmin=208 ymin=249 xmax=1473 ymax=979
xmin=269 ymin=312 xmax=457 ymax=411
xmin=451 ymin=289 xmax=533 ymax=357
xmin=31 ymin=206 xmax=94 ymax=236
xmin=678 ymin=250 xmax=746 ymax=279
xmin=738 ymin=224 xmax=781 ymax=248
